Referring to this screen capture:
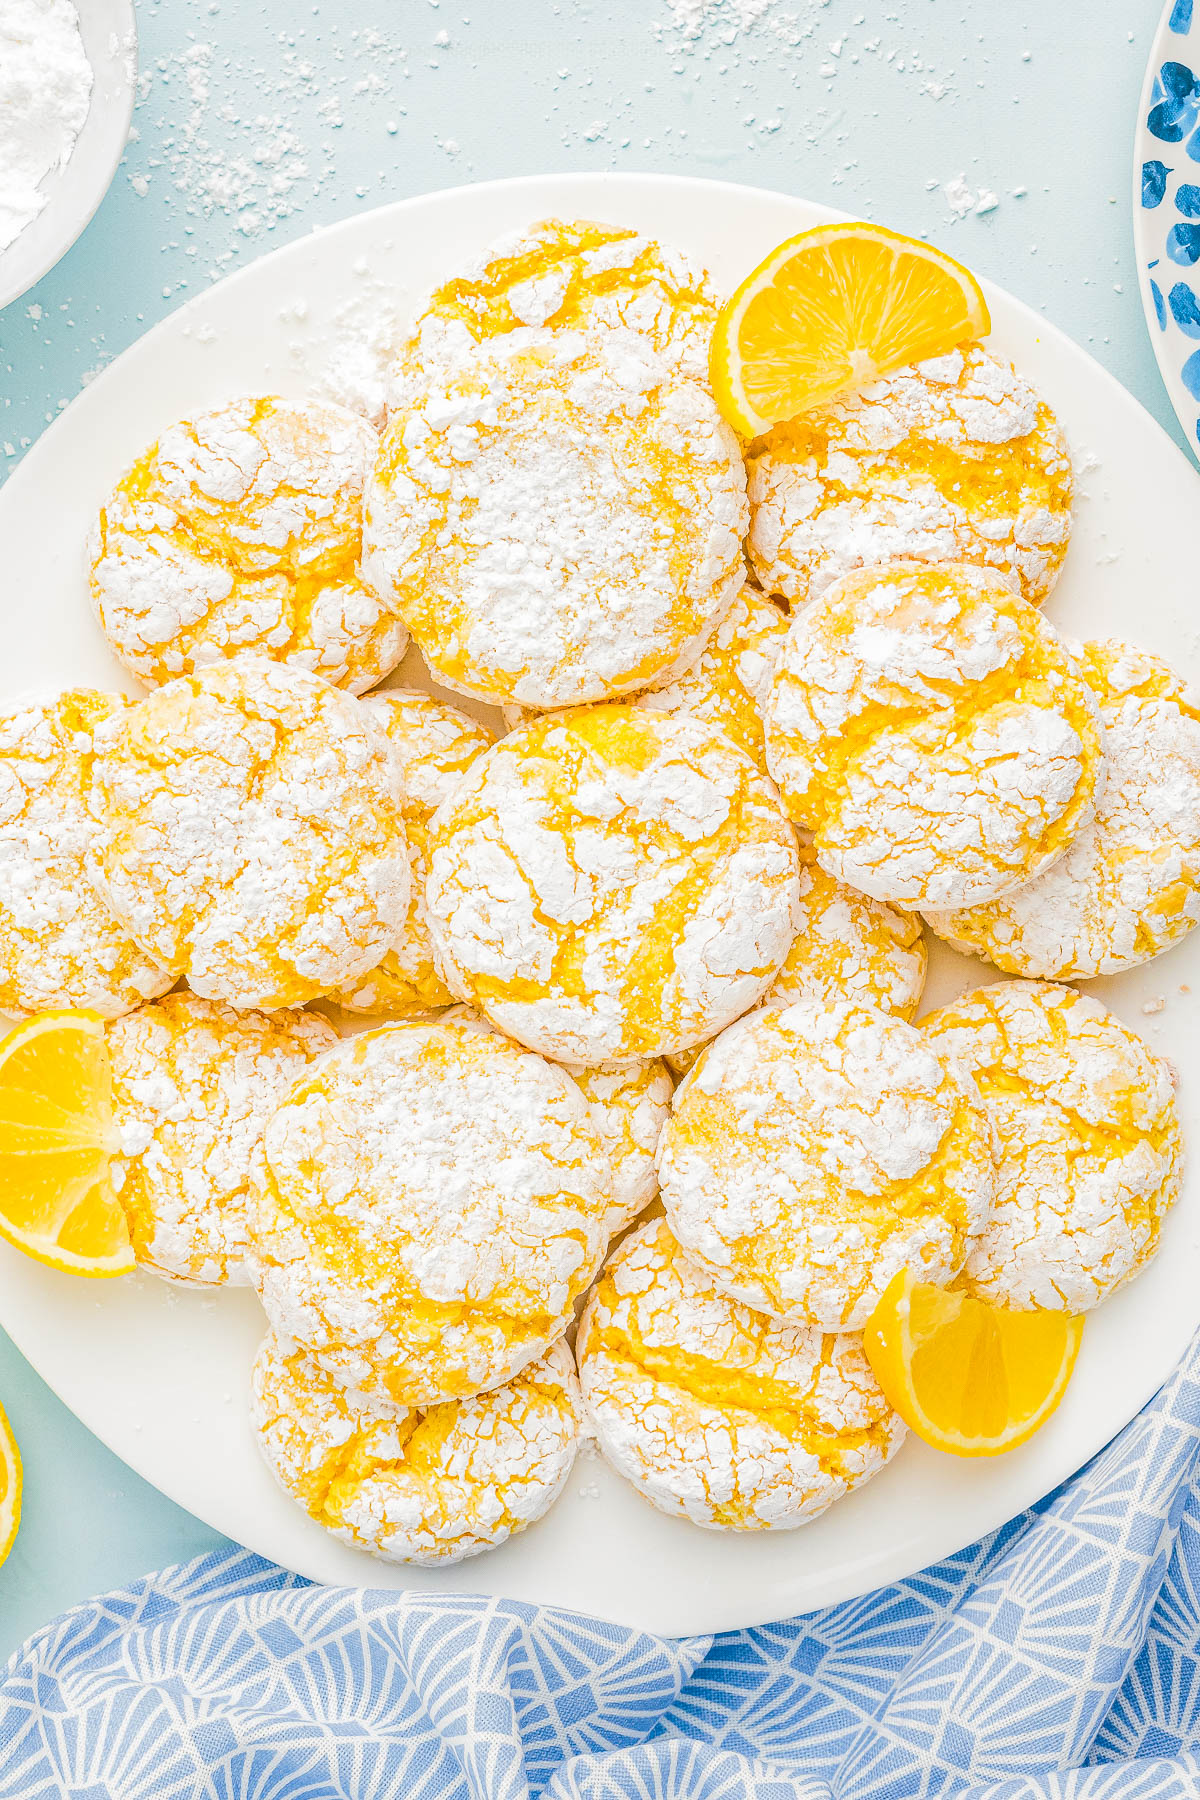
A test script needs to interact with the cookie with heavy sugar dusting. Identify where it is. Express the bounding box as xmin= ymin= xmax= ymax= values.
xmin=765 ymin=560 xmax=1104 ymax=910
xmin=109 ymin=994 xmax=336 ymax=1286
xmin=249 ymin=1014 xmax=615 ymax=1407
xmin=364 ymin=327 xmax=748 ymax=710
xmin=659 ymin=997 xmax=994 ymax=1332
xmin=90 ymin=656 xmax=411 ymax=1011
xmin=576 ymin=1216 xmax=905 ymax=1530
xmin=425 ymin=704 xmax=802 ymax=1064
xmin=253 ymin=1333 xmax=581 ymax=1565
xmin=746 ymin=343 xmax=1072 ymax=610
xmin=393 ymin=215 xmax=718 ymax=394
xmin=325 ymin=691 xmax=493 ymax=1016
xmin=923 ymin=980 xmax=1182 ymax=1312
xmin=925 ymin=640 xmax=1200 ymax=978
xmin=0 ymin=689 xmax=172 ymax=1019
xmin=90 ymin=396 xmax=404 ymax=694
